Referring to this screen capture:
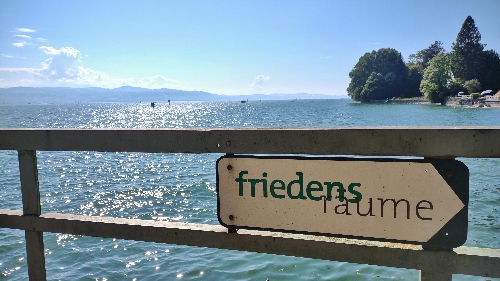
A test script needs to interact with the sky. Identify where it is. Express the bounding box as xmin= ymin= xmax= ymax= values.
xmin=1 ymin=0 xmax=499 ymax=96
